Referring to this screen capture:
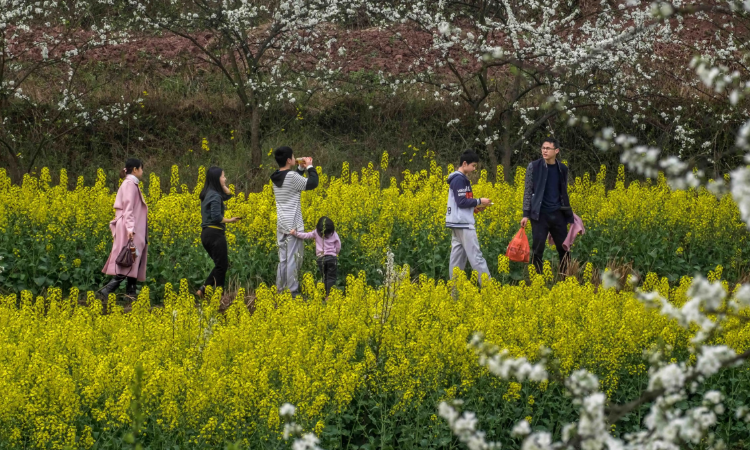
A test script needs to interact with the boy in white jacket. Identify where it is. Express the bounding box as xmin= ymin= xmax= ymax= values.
xmin=445 ymin=150 xmax=492 ymax=285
